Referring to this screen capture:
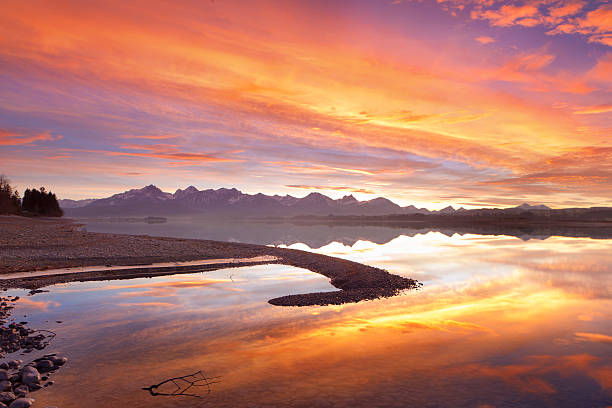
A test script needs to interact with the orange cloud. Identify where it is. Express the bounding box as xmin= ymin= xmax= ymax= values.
xmin=504 ymin=51 xmax=556 ymax=72
xmin=472 ymin=4 xmax=539 ymax=27
xmin=549 ymin=1 xmax=586 ymax=18
xmin=66 ymin=145 xmax=242 ymax=165
xmin=475 ymin=36 xmax=495 ymax=44
xmin=0 ymin=130 xmax=59 ymax=146
xmin=573 ymin=104 xmax=612 ymax=114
